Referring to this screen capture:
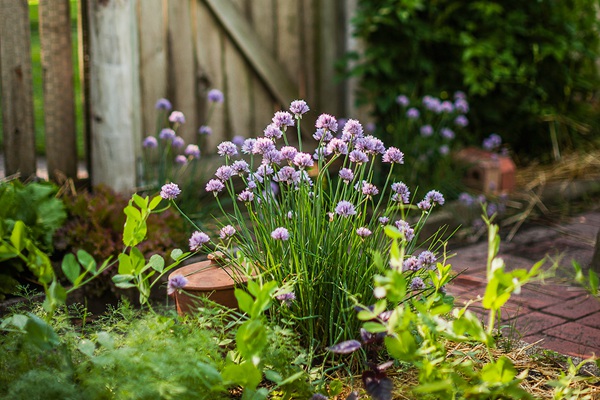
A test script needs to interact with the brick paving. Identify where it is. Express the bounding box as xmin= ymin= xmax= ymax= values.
xmin=447 ymin=211 xmax=600 ymax=359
